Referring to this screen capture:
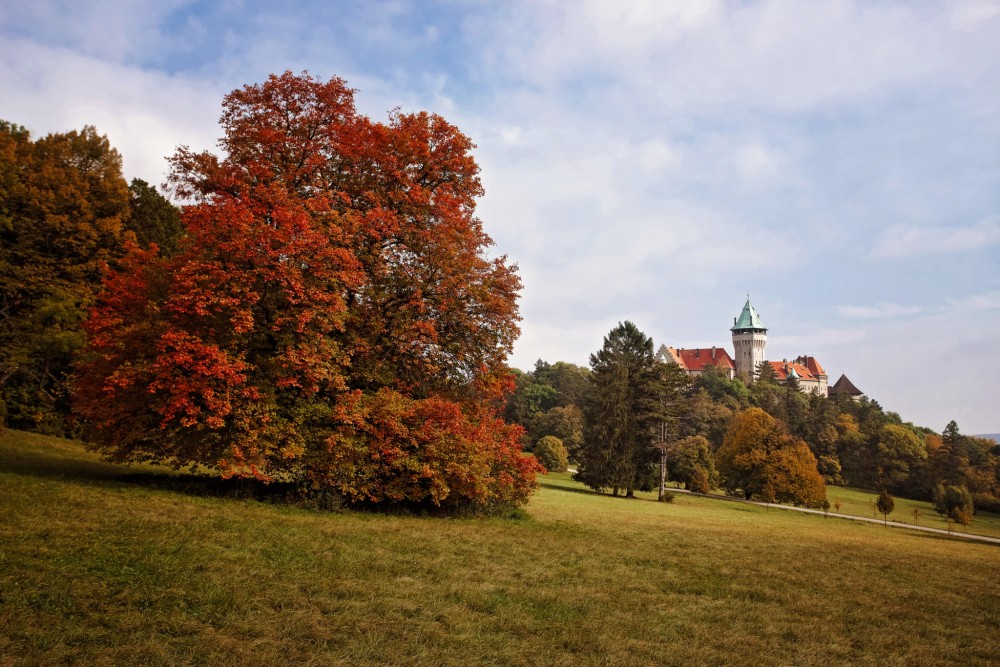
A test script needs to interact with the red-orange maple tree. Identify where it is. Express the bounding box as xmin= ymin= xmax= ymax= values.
xmin=76 ymin=72 xmax=538 ymax=511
